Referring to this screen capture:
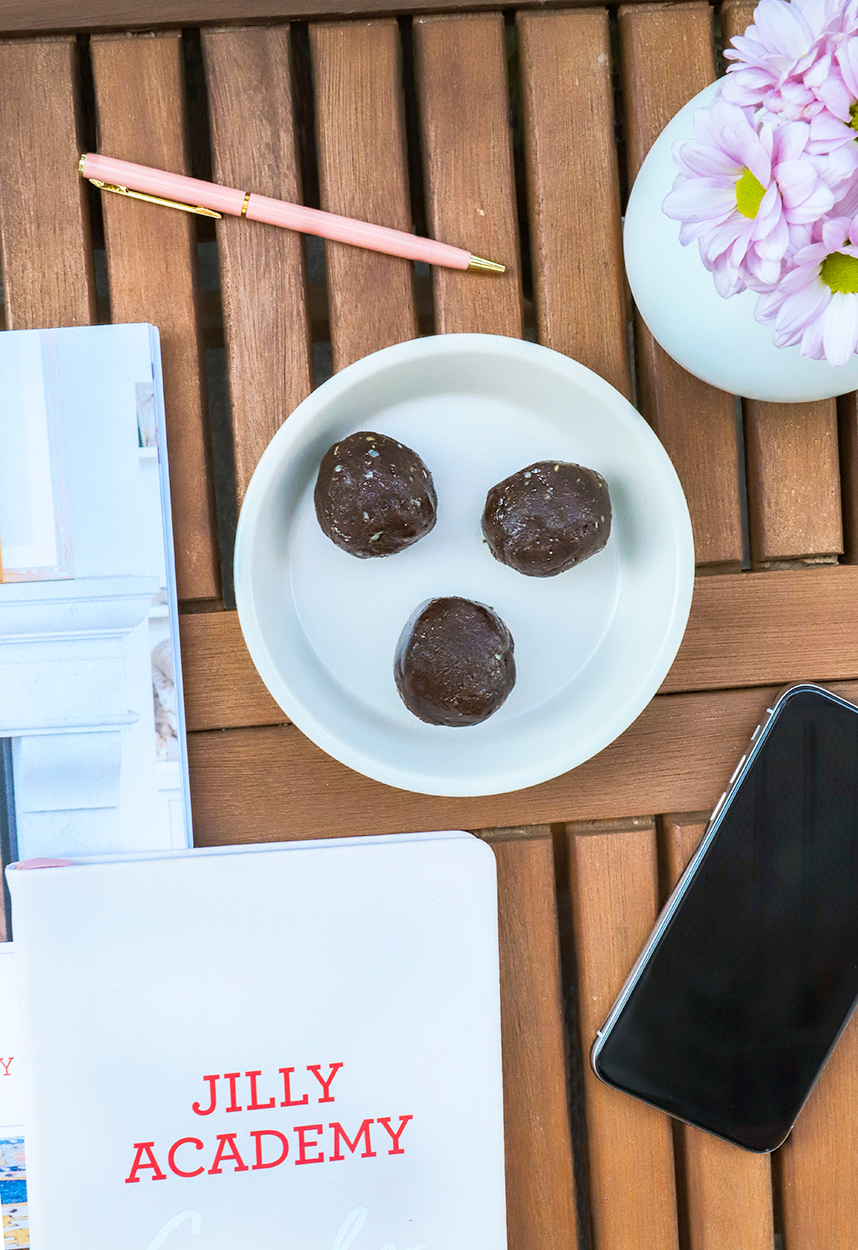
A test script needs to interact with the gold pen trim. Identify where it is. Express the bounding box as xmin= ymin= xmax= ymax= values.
xmin=240 ymin=192 xmax=251 ymax=217
xmin=468 ymin=254 xmax=506 ymax=274
xmin=87 ymin=179 xmax=223 ymax=219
